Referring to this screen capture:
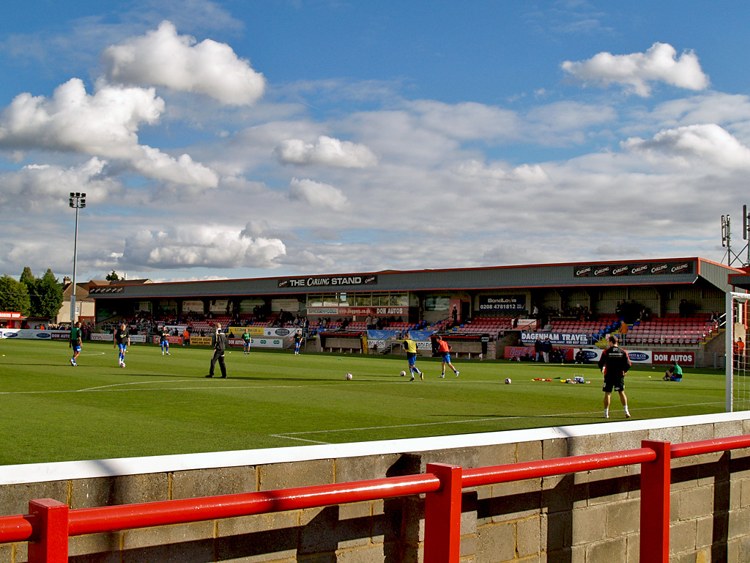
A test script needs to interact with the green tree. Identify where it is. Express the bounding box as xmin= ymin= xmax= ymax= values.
xmin=15 ymin=267 xmax=64 ymax=320
xmin=106 ymin=270 xmax=120 ymax=281
xmin=35 ymin=269 xmax=64 ymax=320
xmin=20 ymin=267 xmax=40 ymax=316
xmin=0 ymin=275 xmax=31 ymax=315
xmin=19 ymin=266 xmax=35 ymax=286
